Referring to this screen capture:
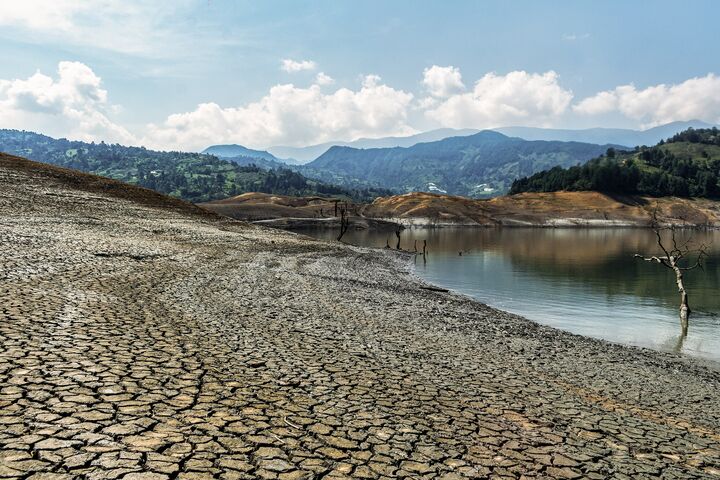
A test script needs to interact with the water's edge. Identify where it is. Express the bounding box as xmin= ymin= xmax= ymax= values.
xmin=373 ymin=242 xmax=720 ymax=370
